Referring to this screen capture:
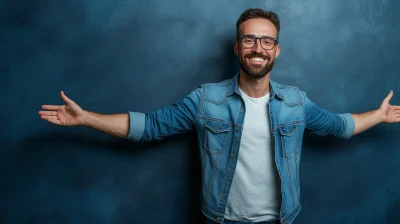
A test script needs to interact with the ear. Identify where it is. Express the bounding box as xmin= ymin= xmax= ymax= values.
xmin=275 ymin=44 xmax=280 ymax=58
xmin=234 ymin=41 xmax=239 ymax=56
